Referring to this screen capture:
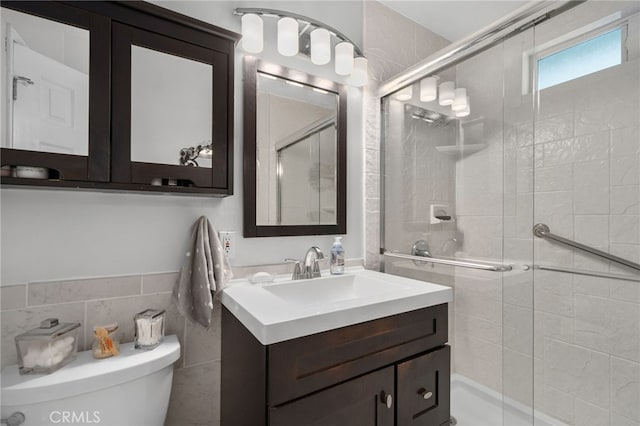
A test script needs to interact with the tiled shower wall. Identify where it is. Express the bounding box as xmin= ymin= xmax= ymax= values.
xmin=363 ymin=0 xmax=450 ymax=270
xmin=451 ymin=2 xmax=640 ymax=424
